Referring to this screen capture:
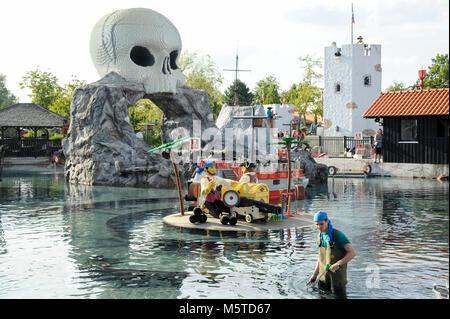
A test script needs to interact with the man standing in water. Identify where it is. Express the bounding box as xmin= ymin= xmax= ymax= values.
xmin=308 ymin=211 xmax=356 ymax=296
